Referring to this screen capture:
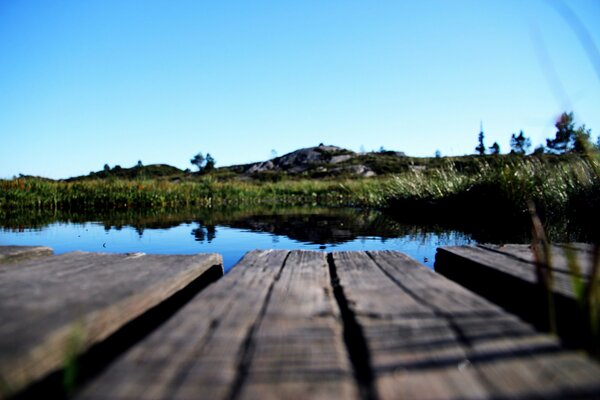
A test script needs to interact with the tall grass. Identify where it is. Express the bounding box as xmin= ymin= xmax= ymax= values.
xmin=384 ymin=154 xmax=600 ymax=227
xmin=2 ymin=155 xmax=598 ymax=226
xmin=0 ymin=177 xmax=387 ymax=211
